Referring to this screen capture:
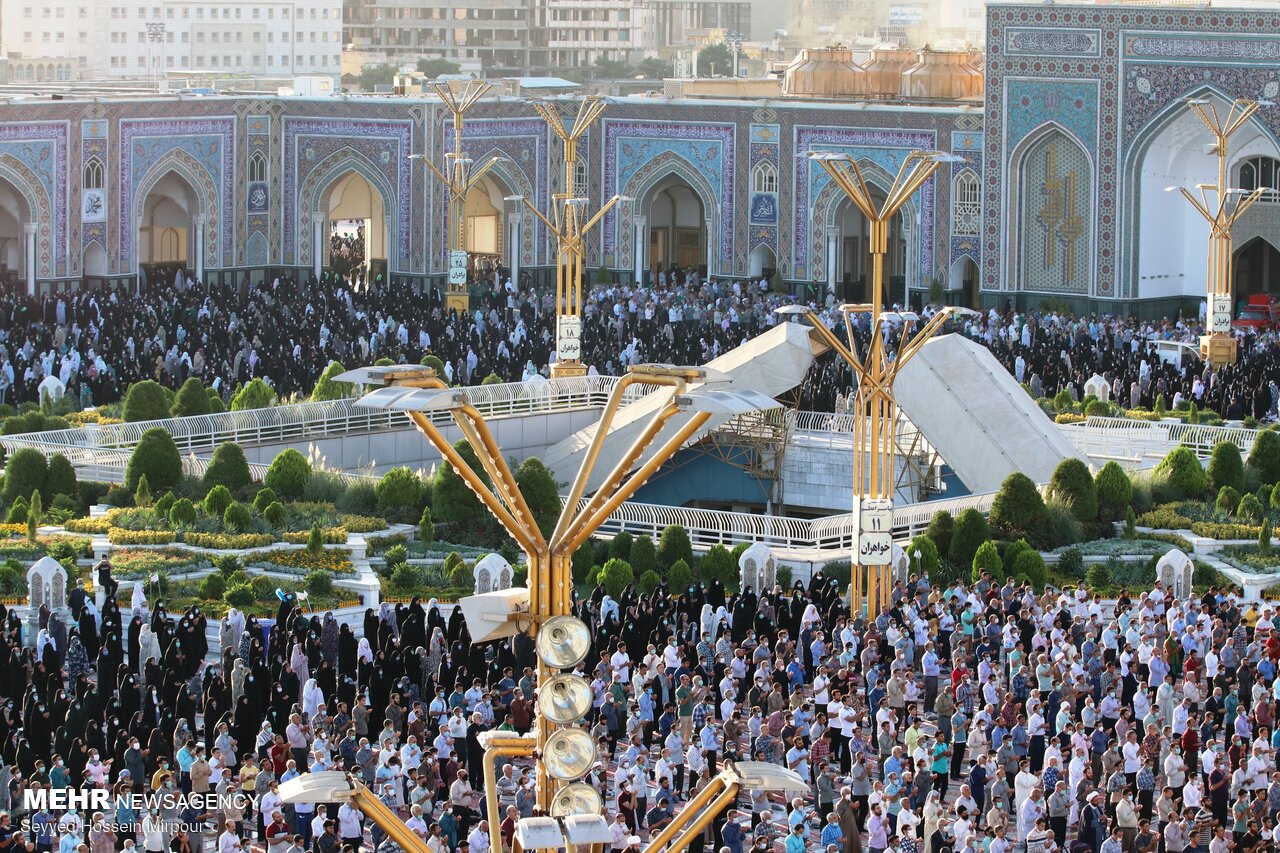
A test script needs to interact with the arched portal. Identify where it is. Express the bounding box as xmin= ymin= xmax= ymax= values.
xmin=464 ymin=174 xmax=510 ymax=288
xmin=139 ymin=171 xmax=198 ymax=287
xmin=1234 ymin=237 xmax=1280 ymax=299
xmin=644 ymin=175 xmax=707 ymax=276
xmin=748 ymin=244 xmax=776 ymax=279
xmin=948 ymin=255 xmax=980 ymax=307
xmin=323 ymin=171 xmax=387 ymax=285
xmin=832 ymin=194 xmax=905 ymax=303
xmin=83 ymin=243 xmax=107 ymax=282
xmin=0 ymin=177 xmax=30 ymax=294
